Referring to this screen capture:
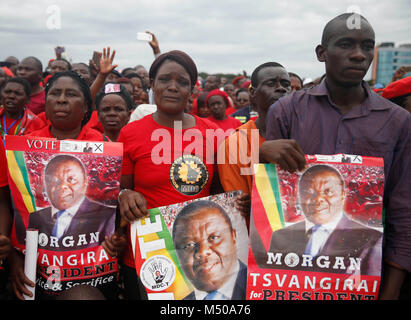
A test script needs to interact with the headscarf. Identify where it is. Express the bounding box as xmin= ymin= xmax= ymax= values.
xmin=149 ymin=50 xmax=198 ymax=88
xmin=205 ymin=89 xmax=232 ymax=108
